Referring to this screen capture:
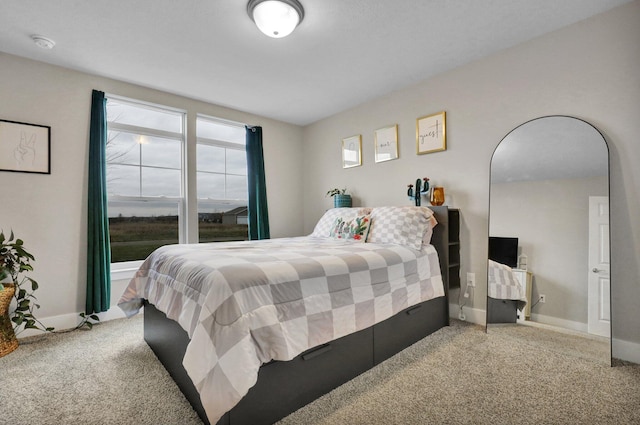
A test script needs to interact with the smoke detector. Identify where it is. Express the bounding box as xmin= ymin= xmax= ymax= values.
xmin=31 ymin=35 xmax=56 ymax=50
